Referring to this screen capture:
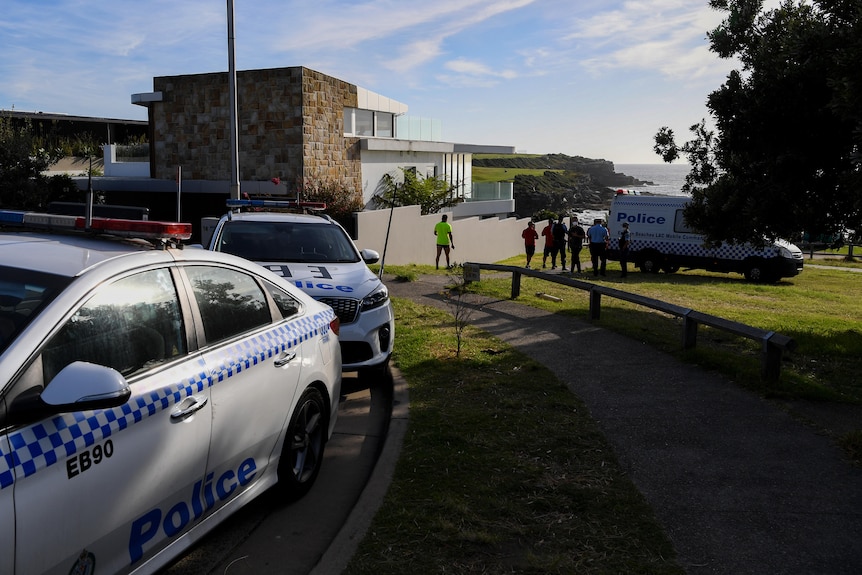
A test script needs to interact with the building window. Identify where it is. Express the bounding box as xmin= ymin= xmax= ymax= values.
xmin=344 ymin=109 xmax=354 ymax=135
xmin=376 ymin=113 xmax=393 ymax=138
xmin=356 ymin=110 xmax=374 ymax=136
xmin=343 ymin=108 xmax=395 ymax=138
